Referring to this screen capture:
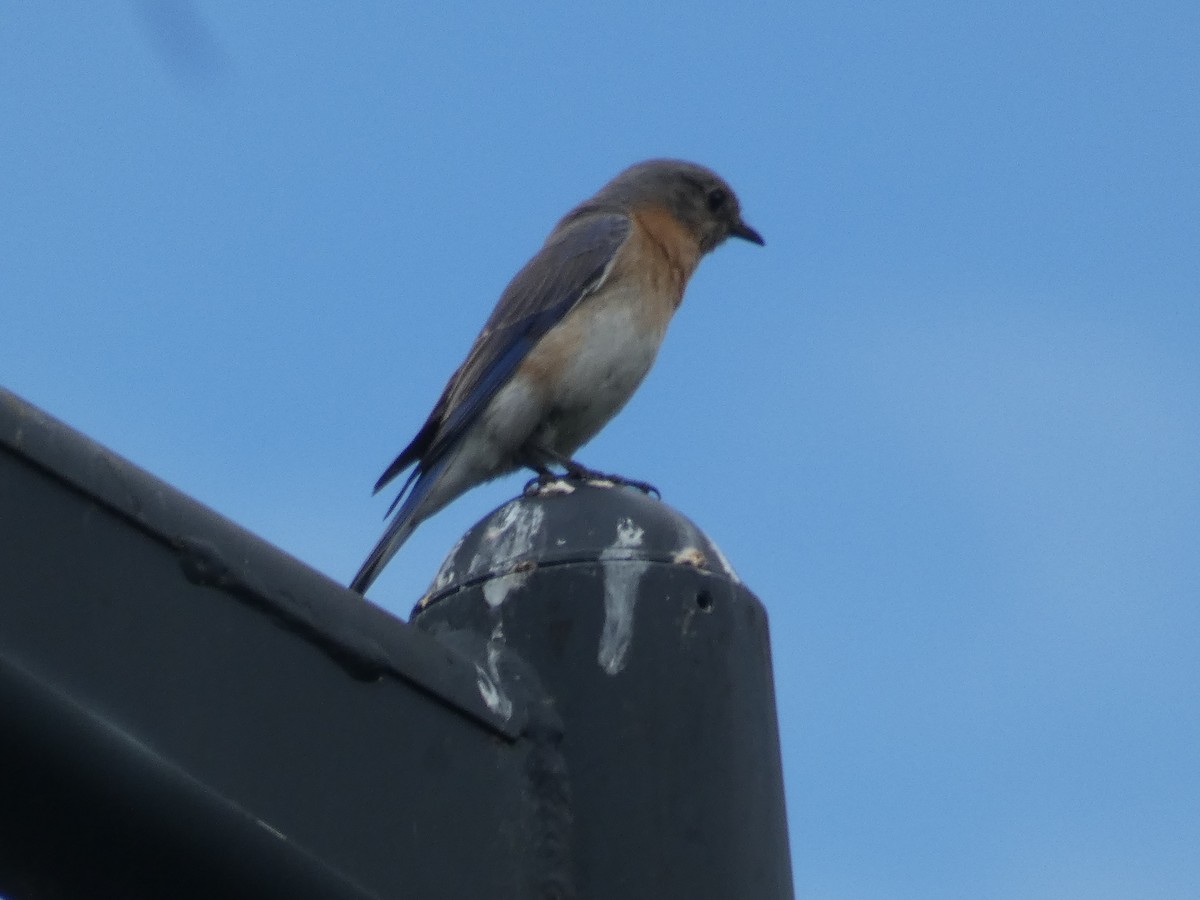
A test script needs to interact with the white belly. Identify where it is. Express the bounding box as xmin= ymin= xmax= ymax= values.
xmin=559 ymin=301 xmax=660 ymax=419
xmin=532 ymin=284 xmax=669 ymax=455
